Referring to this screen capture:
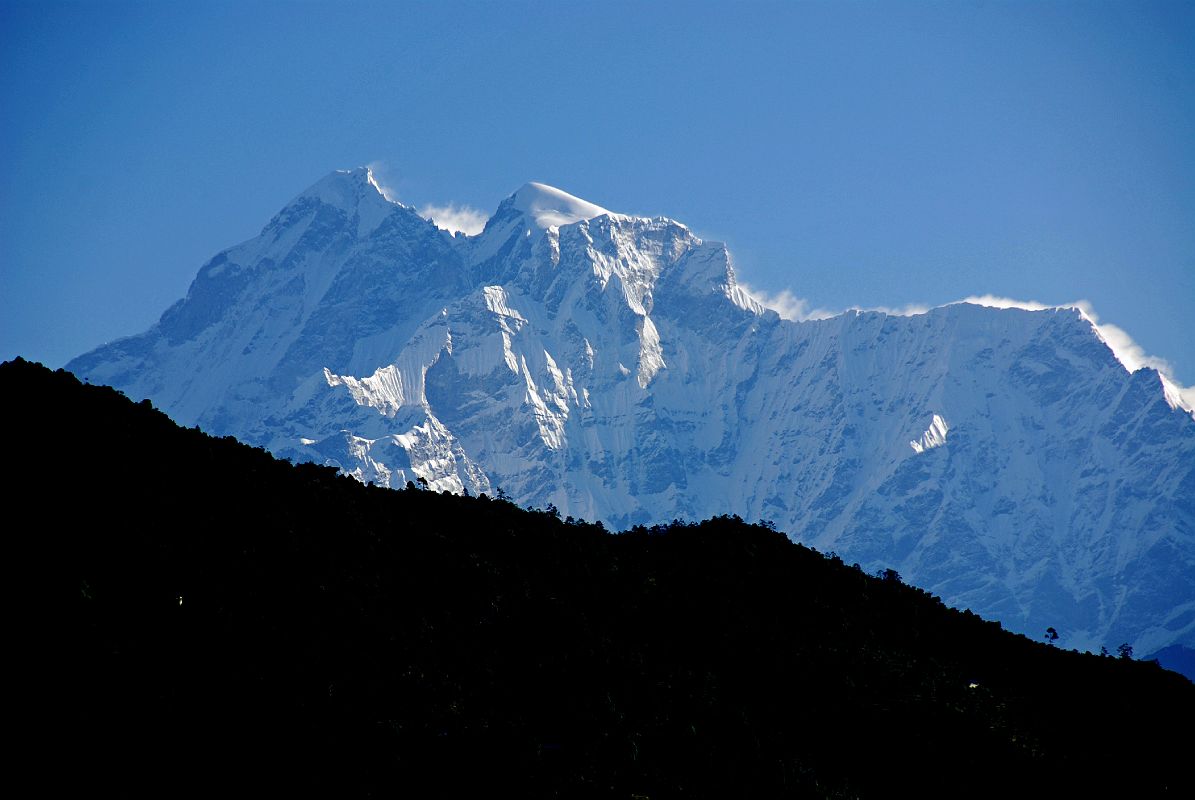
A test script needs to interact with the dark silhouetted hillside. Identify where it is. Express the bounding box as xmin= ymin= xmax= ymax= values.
xmin=5 ymin=357 xmax=1192 ymax=798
